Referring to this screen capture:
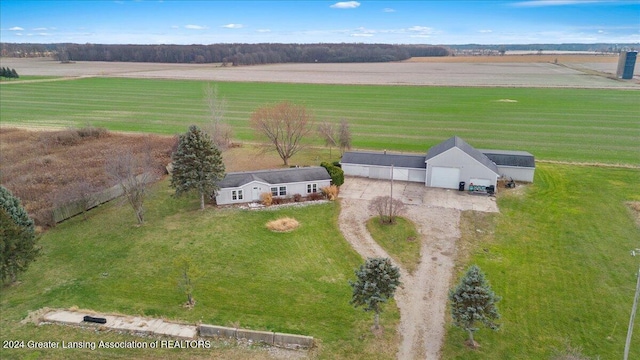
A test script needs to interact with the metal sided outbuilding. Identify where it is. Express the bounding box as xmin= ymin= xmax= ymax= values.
xmin=340 ymin=151 xmax=426 ymax=183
